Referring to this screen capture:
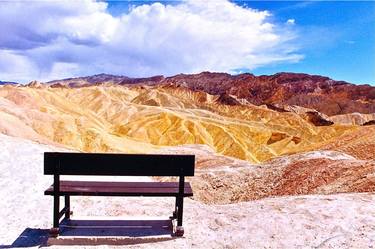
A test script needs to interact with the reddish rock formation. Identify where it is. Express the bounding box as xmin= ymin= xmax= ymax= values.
xmin=161 ymin=72 xmax=375 ymax=116
xmin=47 ymin=72 xmax=375 ymax=116
xmin=217 ymin=93 xmax=242 ymax=106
